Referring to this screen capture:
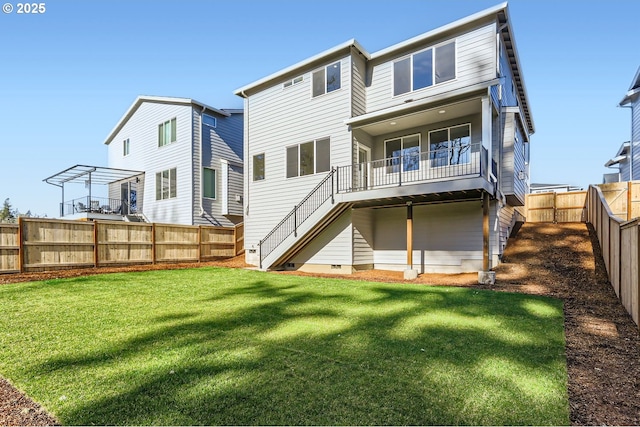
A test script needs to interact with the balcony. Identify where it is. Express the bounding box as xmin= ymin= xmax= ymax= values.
xmin=61 ymin=196 xmax=137 ymax=217
xmin=335 ymin=143 xmax=496 ymax=206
